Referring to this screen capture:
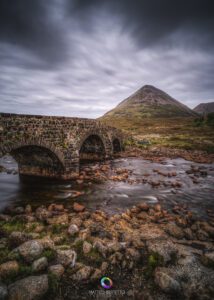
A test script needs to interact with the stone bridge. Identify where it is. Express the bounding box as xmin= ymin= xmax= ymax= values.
xmin=0 ymin=113 xmax=125 ymax=179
